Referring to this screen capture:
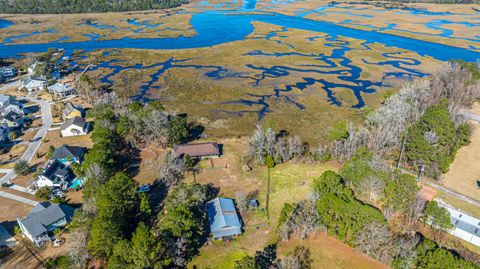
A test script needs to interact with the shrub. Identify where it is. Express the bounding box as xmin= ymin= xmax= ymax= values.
xmin=35 ymin=187 xmax=51 ymax=200
xmin=14 ymin=160 xmax=31 ymax=176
